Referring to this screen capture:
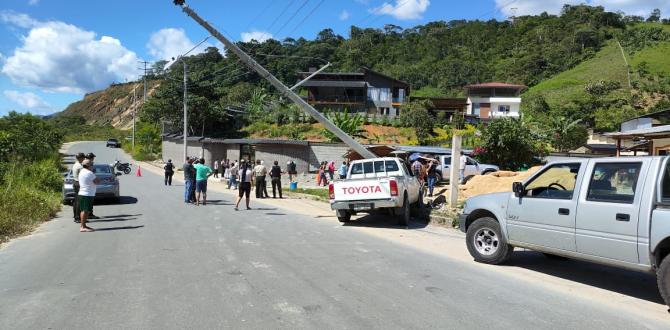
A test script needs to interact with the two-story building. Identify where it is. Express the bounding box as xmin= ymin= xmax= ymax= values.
xmin=465 ymin=82 xmax=526 ymax=120
xmin=298 ymin=67 xmax=409 ymax=117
